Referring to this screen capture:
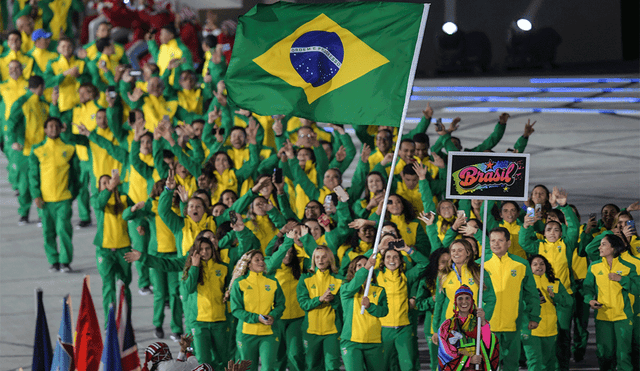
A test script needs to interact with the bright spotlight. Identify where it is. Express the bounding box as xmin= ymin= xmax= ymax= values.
xmin=516 ymin=19 xmax=532 ymax=31
xmin=442 ymin=22 xmax=458 ymax=35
